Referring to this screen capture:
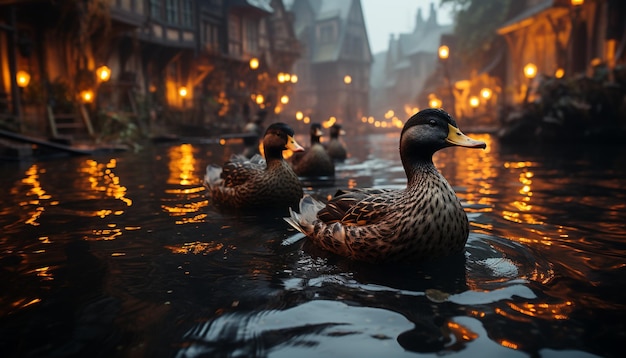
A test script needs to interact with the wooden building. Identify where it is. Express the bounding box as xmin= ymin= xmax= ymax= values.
xmin=0 ymin=0 xmax=301 ymax=142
